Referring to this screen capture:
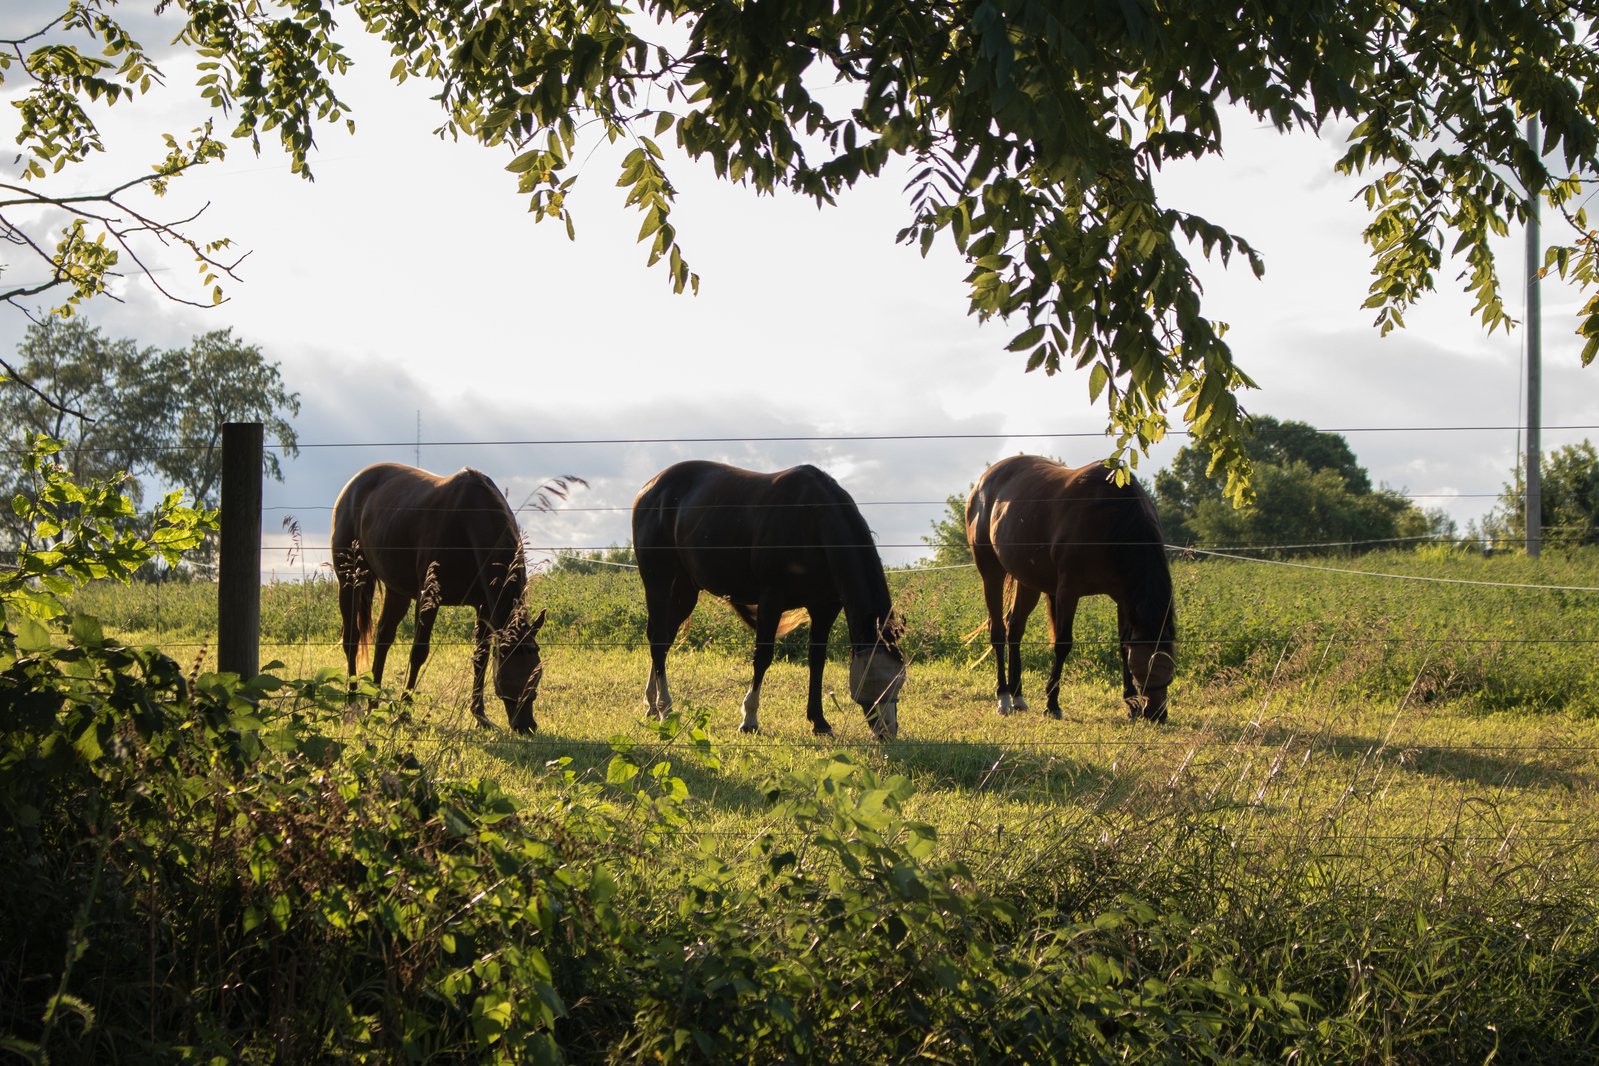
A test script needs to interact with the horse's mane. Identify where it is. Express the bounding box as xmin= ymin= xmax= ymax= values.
xmin=801 ymin=467 xmax=895 ymax=641
xmin=1107 ymin=480 xmax=1177 ymax=640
